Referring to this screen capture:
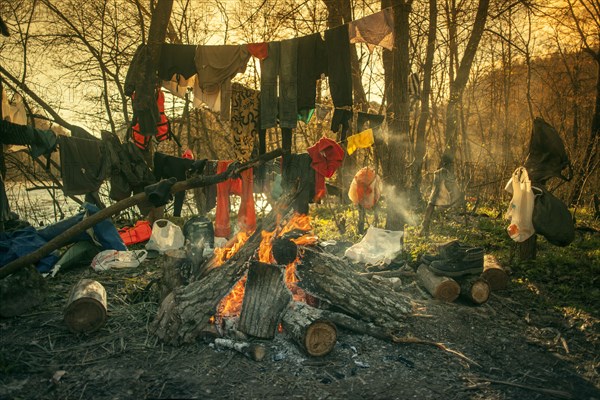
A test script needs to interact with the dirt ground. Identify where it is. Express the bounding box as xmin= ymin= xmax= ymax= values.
xmin=1 ymin=245 xmax=599 ymax=400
